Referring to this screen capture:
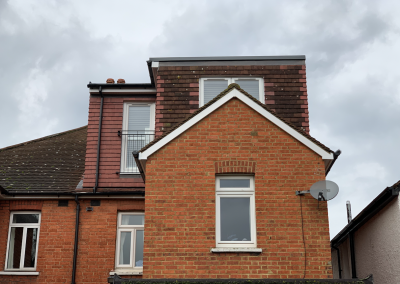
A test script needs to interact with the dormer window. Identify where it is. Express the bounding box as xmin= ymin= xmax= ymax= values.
xmin=199 ymin=78 xmax=264 ymax=106
xmin=120 ymin=103 xmax=155 ymax=174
